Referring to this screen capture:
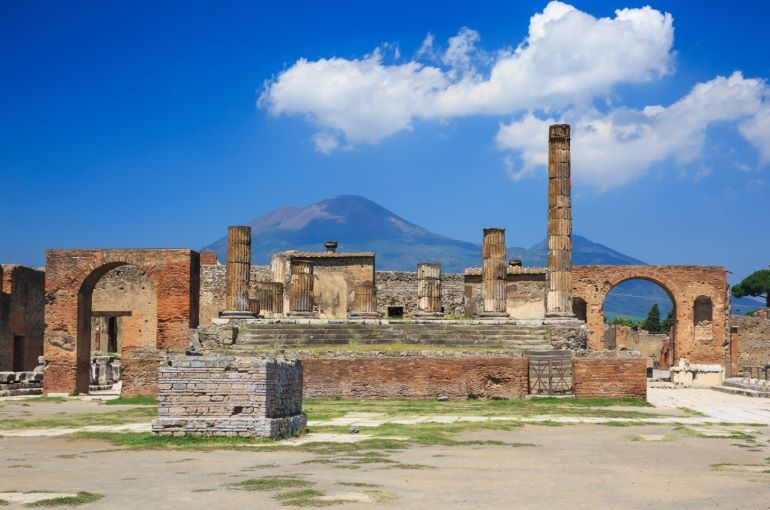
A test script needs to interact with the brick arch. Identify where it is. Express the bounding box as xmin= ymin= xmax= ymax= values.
xmin=573 ymin=265 xmax=727 ymax=365
xmin=44 ymin=249 xmax=200 ymax=395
